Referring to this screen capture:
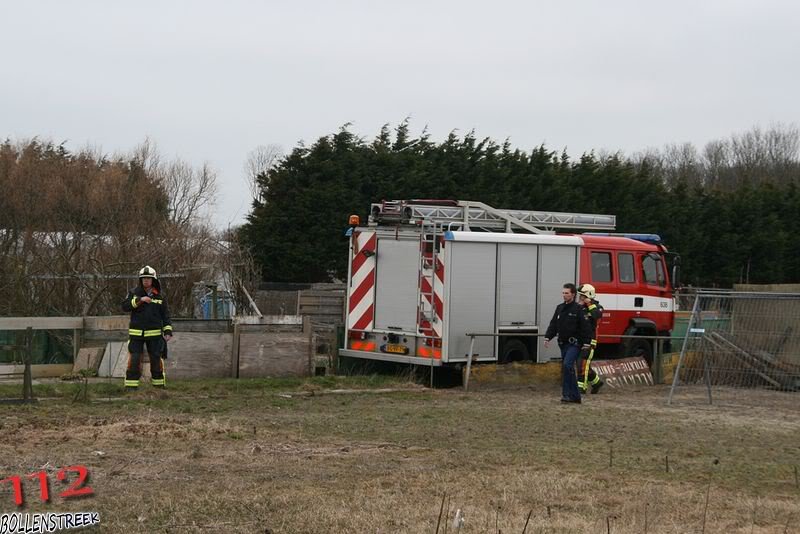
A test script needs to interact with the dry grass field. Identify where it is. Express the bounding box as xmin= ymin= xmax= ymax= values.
xmin=1 ymin=376 xmax=798 ymax=533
